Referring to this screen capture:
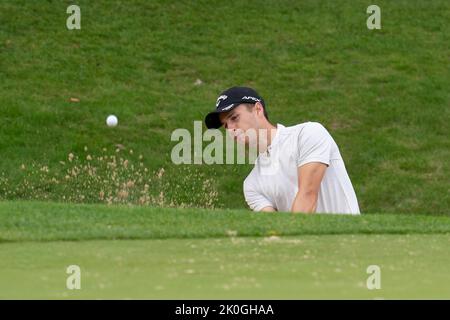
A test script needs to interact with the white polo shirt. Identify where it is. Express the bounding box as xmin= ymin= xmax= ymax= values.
xmin=243 ymin=122 xmax=360 ymax=214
